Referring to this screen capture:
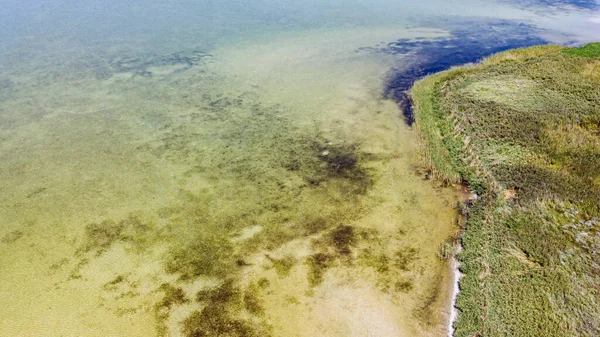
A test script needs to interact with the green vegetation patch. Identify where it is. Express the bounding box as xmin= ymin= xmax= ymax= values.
xmin=265 ymin=254 xmax=297 ymax=278
xmin=563 ymin=42 xmax=600 ymax=58
xmin=157 ymin=283 xmax=189 ymax=309
xmin=80 ymin=216 xmax=155 ymax=255
xmin=326 ymin=225 xmax=356 ymax=256
xmin=149 ymin=87 xmax=380 ymax=285
xmin=183 ymin=279 xmax=270 ymax=337
xmin=410 ymin=44 xmax=600 ymax=336
xmin=165 ymin=234 xmax=234 ymax=280
xmin=306 ymin=252 xmax=335 ymax=287
xmin=182 ymin=307 xmax=268 ymax=337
